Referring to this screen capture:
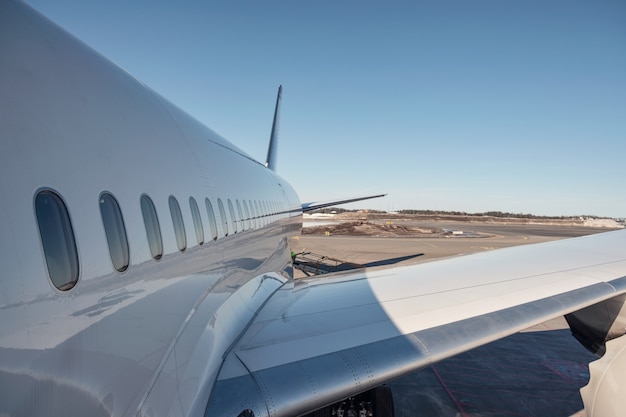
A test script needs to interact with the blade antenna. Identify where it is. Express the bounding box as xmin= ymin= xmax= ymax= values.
xmin=265 ymin=85 xmax=282 ymax=171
